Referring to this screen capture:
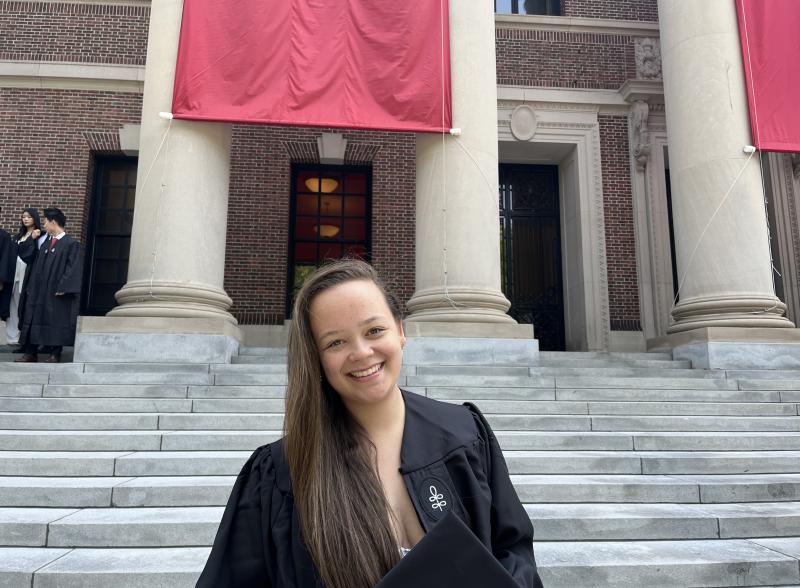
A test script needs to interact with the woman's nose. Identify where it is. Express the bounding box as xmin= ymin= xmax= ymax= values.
xmin=348 ymin=338 xmax=373 ymax=360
